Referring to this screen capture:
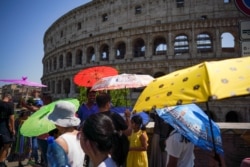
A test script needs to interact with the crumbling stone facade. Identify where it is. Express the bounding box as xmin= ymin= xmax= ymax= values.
xmin=42 ymin=0 xmax=250 ymax=122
